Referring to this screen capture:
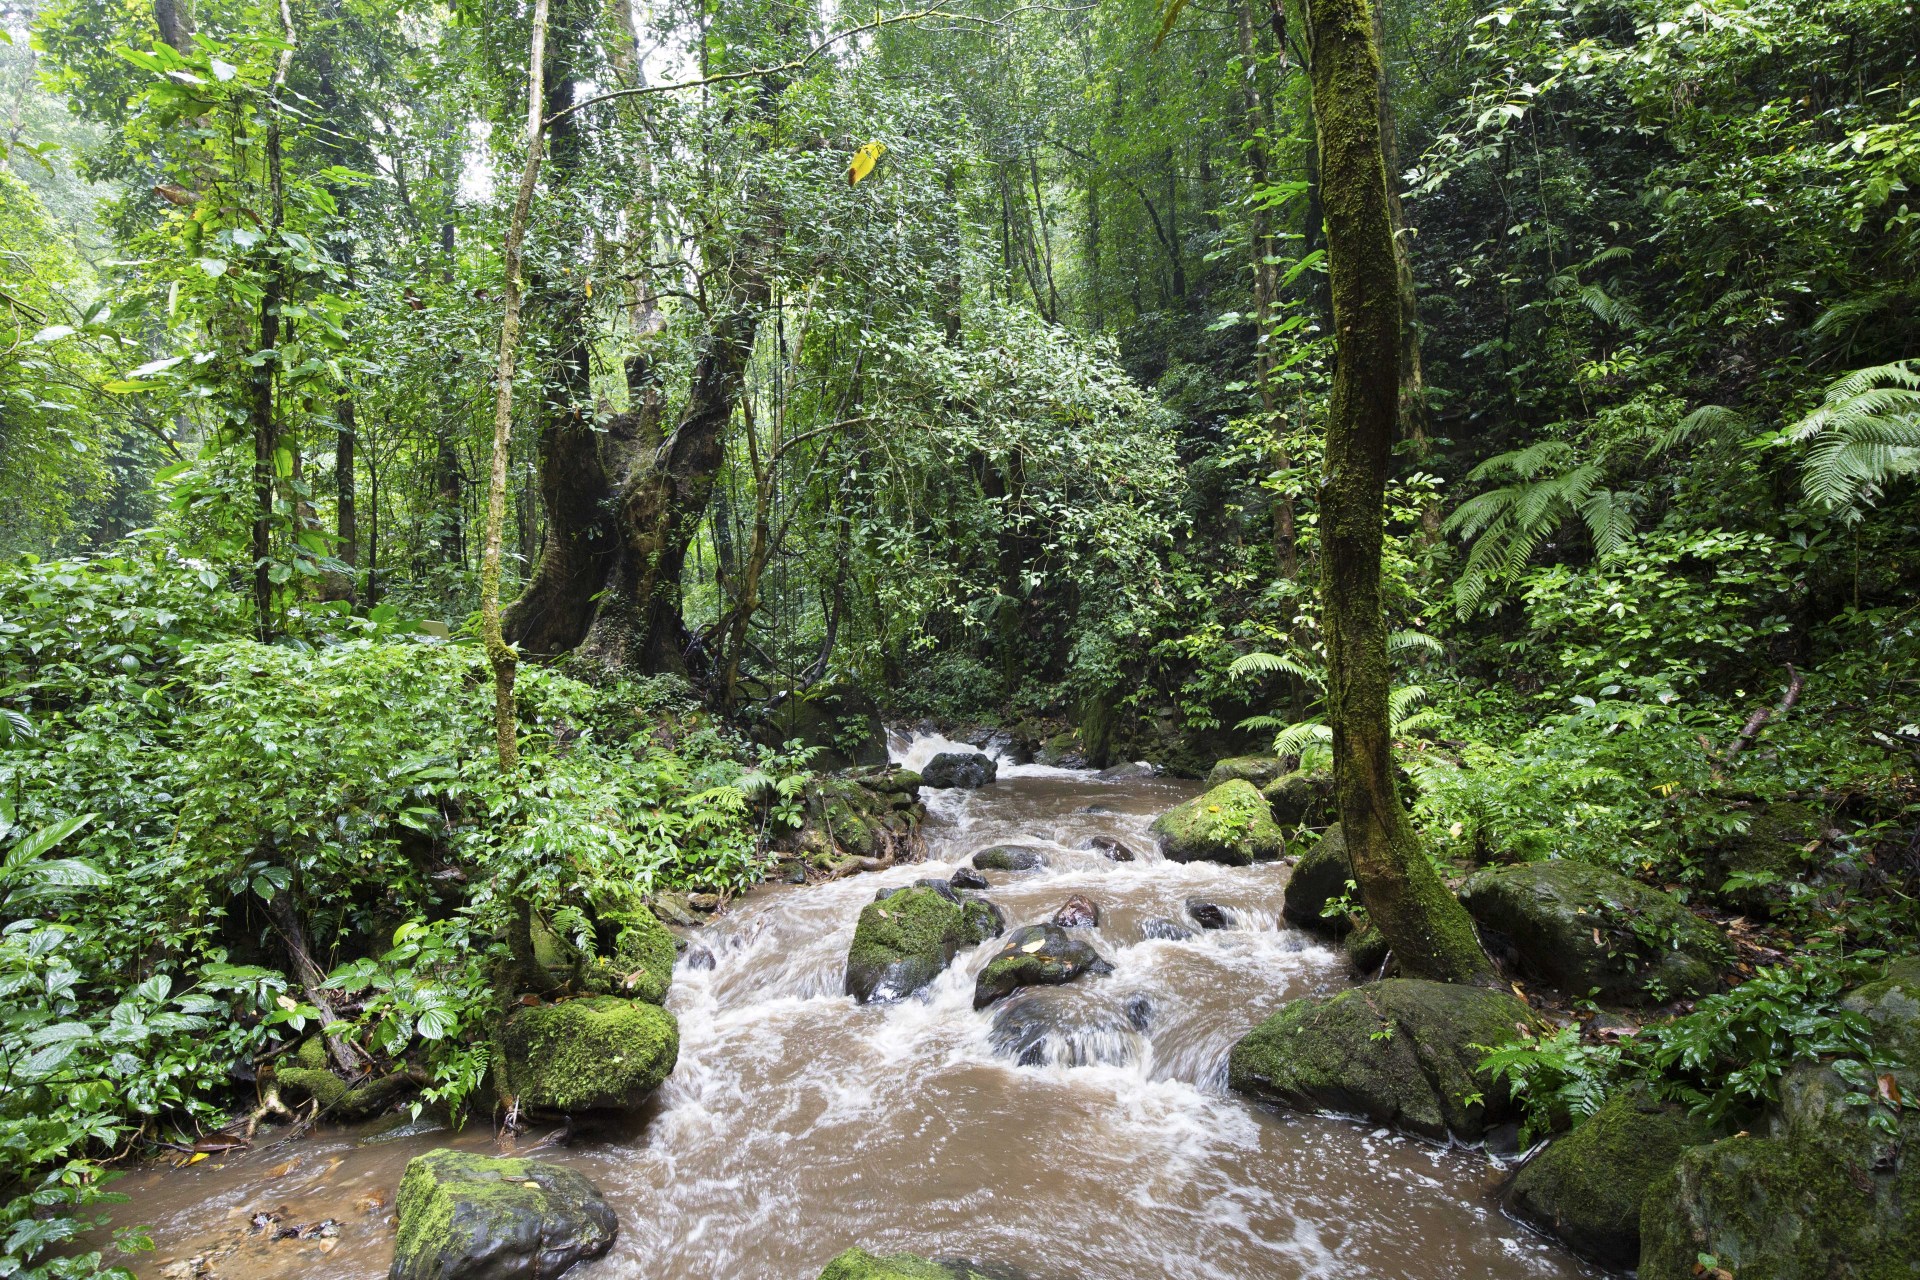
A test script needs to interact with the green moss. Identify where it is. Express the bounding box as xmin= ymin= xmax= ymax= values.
xmin=1227 ymin=979 xmax=1529 ymax=1141
xmin=1459 ymin=860 xmax=1731 ymax=1003
xmin=972 ymin=924 xmax=1109 ymax=1010
xmin=1282 ymin=823 xmax=1352 ymax=935
xmin=1841 ymin=955 xmax=1920 ymax=1064
xmin=574 ymin=891 xmax=677 ymax=1004
xmin=1506 ymin=1084 xmax=1714 ymax=1269
xmin=1151 ymin=780 xmax=1286 ymax=866
xmin=276 ymin=1037 xmax=420 ymax=1119
xmin=1345 ymin=925 xmax=1389 ymax=975
xmin=1206 ymin=755 xmax=1290 ymax=790
xmin=391 ymin=1149 xmax=615 ymax=1280
xmin=817 ymin=1250 xmax=1003 ymax=1280
xmin=1260 ymin=769 xmax=1336 ymax=826
xmin=496 ymin=995 xmax=678 ymax=1114
xmin=845 ymin=885 xmax=1000 ymax=1002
